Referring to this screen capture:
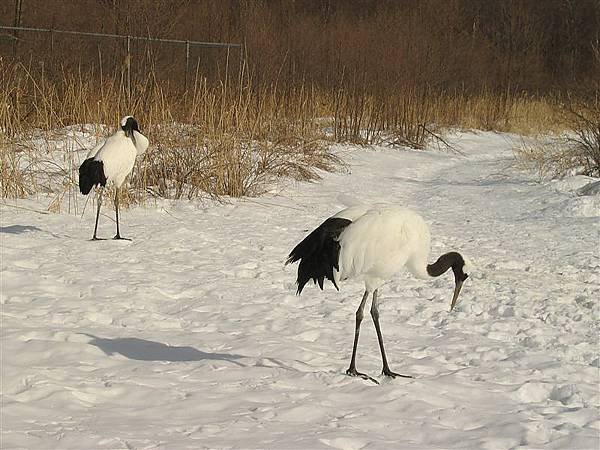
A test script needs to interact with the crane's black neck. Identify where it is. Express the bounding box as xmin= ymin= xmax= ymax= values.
xmin=427 ymin=252 xmax=467 ymax=282
xmin=122 ymin=117 xmax=140 ymax=146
